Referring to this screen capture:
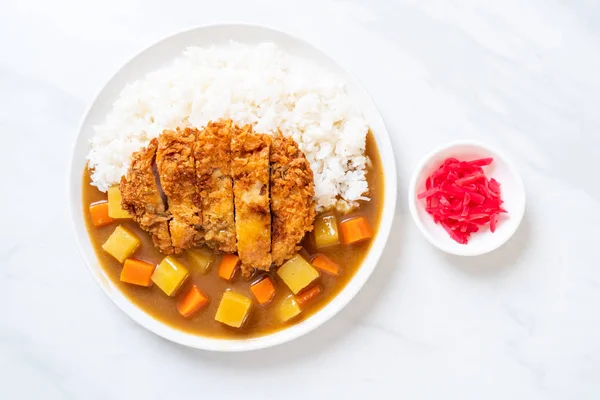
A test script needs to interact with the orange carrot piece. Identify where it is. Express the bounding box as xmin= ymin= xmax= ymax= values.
xmin=340 ymin=216 xmax=373 ymax=245
xmin=296 ymin=285 xmax=322 ymax=306
xmin=89 ymin=201 xmax=114 ymax=227
xmin=218 ymin=254 xmax=240 ymax=281
xmin=250 ymin=277 xmax=276 ymax=305
xmin=311 ymin=254 xmax=340 ymax=276
xmin=177 ymin=285 xmax=209 ymax=318
xmin=120 ymin=259 xmax=156 ymax=287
